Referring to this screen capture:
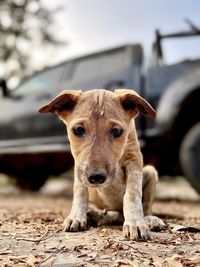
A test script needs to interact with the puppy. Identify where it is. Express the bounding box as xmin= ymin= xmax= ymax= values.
xmin=39 ymin=89 xmax=164 ymax=240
